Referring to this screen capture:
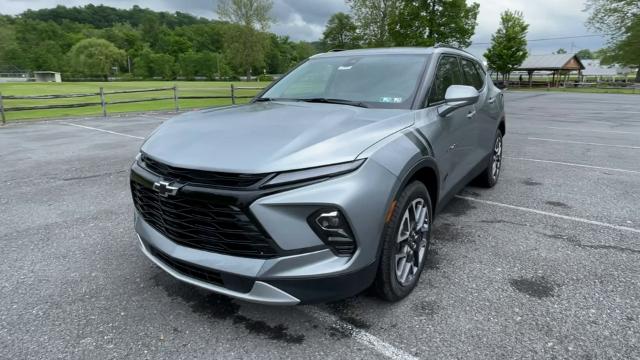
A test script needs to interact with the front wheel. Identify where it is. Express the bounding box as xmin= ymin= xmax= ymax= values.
xmin=374 ymin=181 xmax=432 ymax=302
xmin=476 ymin=129 xmax=503 ymax=188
